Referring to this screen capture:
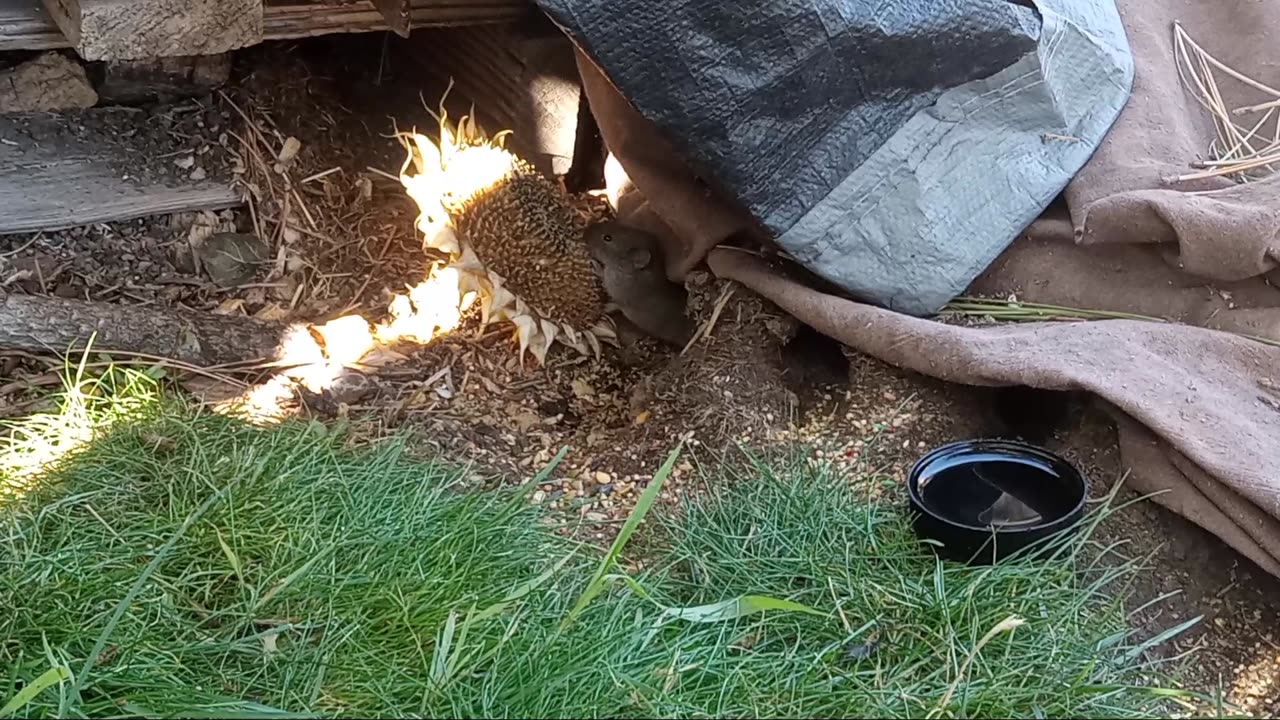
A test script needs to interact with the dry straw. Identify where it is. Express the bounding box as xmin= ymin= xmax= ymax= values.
xmin=1168 ymin=22 xmax=1280 ymax=184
